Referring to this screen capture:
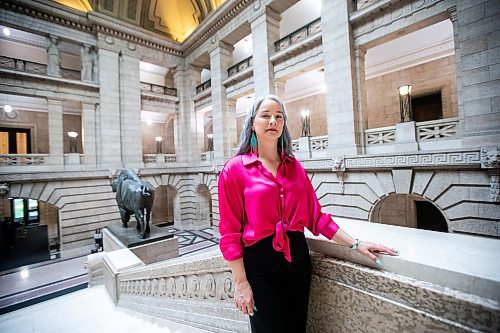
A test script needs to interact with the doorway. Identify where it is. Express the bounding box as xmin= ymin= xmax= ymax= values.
xmin=0 ymin=127 xmax=31 ymax=154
